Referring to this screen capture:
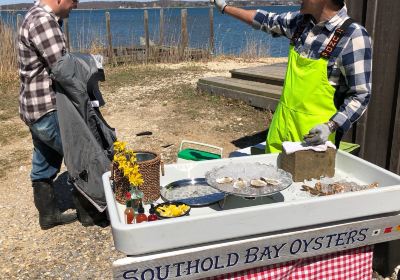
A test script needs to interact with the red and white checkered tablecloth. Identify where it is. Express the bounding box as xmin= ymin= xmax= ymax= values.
xmin=203 ymin=245 xmax=373 ymax=280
